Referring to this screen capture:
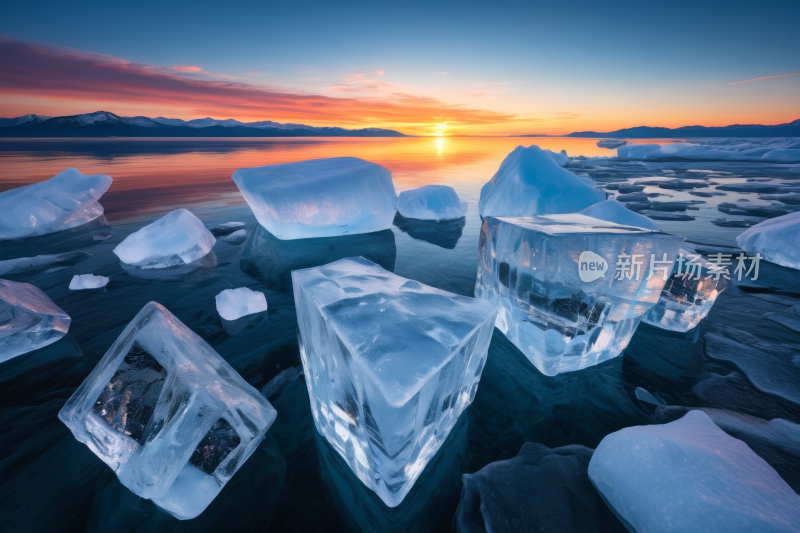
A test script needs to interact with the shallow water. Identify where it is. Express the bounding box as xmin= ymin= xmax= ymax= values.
xmin=1 ymin=137 xmax=799 ymax=532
